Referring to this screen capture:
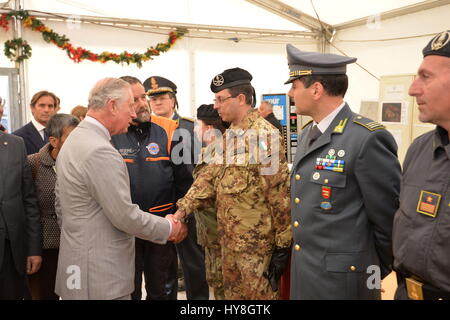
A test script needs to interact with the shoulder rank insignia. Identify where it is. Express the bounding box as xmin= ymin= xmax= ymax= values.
xmin=333 ymin=118 xmax=348 ymax=134
xmin=353 ymin=116 xmax=385 ymax=131
xmin=302 ymin=119 xmax=313 ymax=130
